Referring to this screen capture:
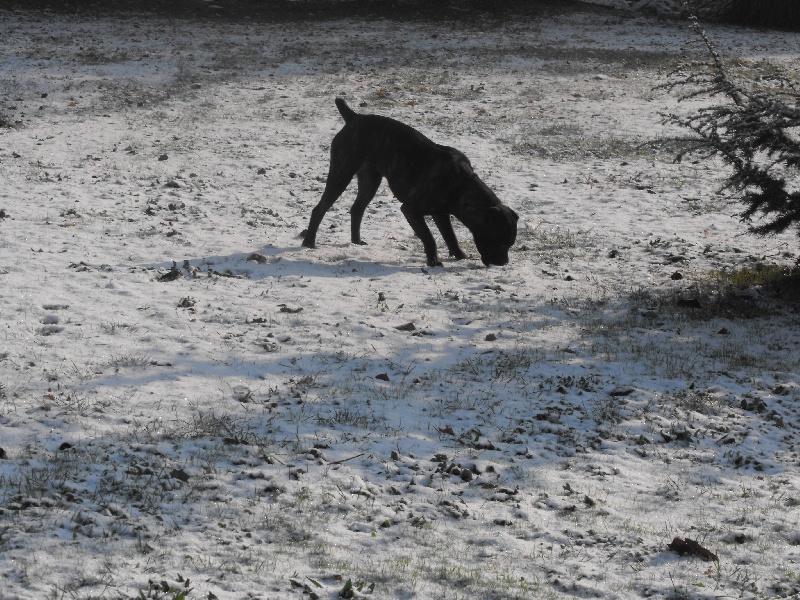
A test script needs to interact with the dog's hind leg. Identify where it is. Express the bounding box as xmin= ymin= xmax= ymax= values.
xmin=401 ymin=204 xmax=442 ymax=267
xmin=349 ymin=165 xmax=383 ymax=245
xmin=432 ymin=213 xmax=467 ymax=260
